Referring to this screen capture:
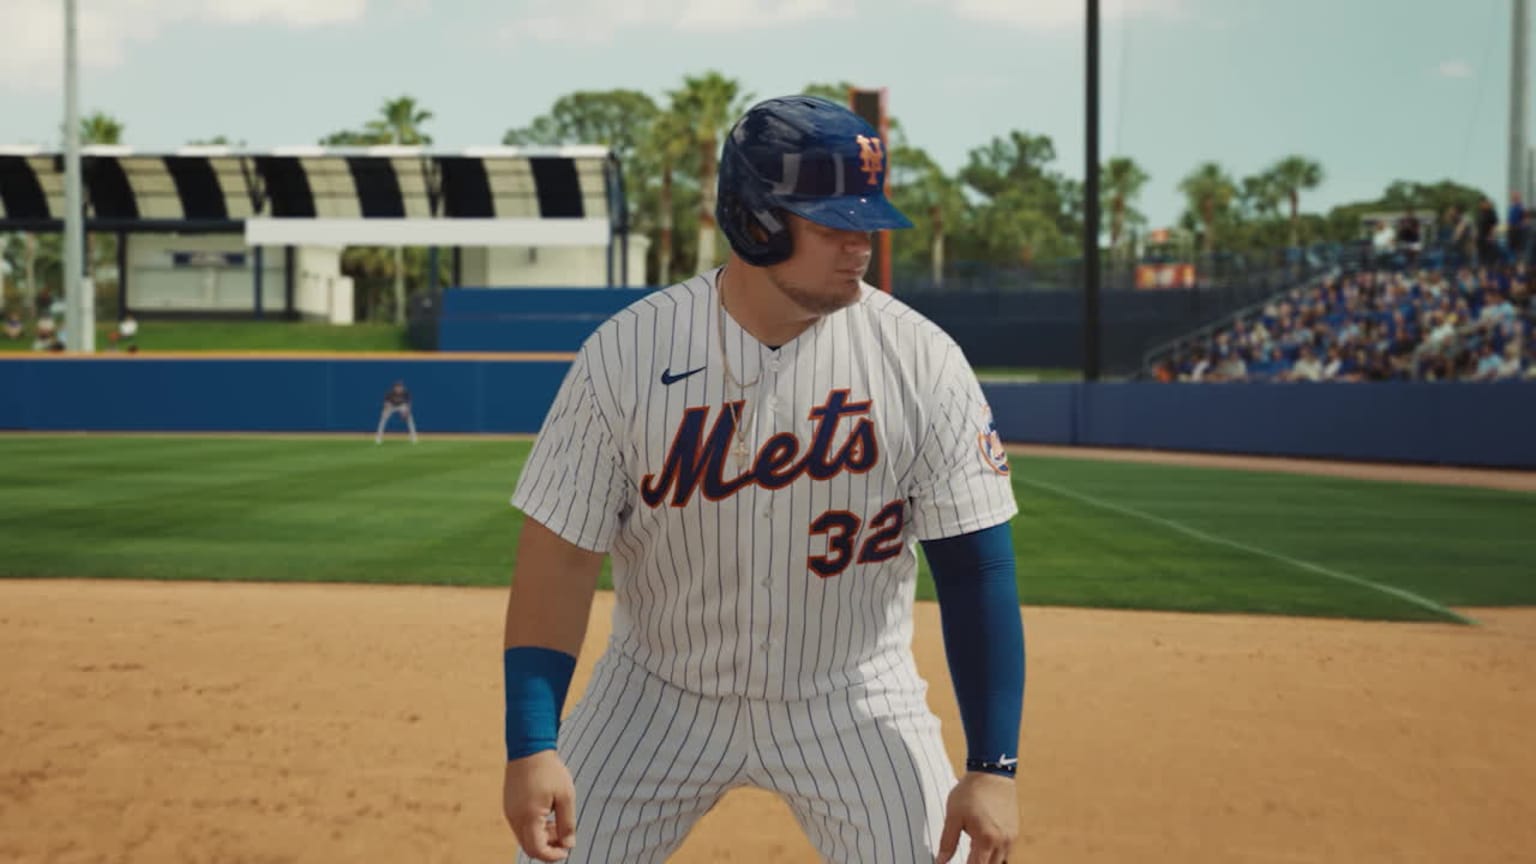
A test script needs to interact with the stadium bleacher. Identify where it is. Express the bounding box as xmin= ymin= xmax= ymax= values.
xmin=1149 ymin=239 xmax=1535 ymax=383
